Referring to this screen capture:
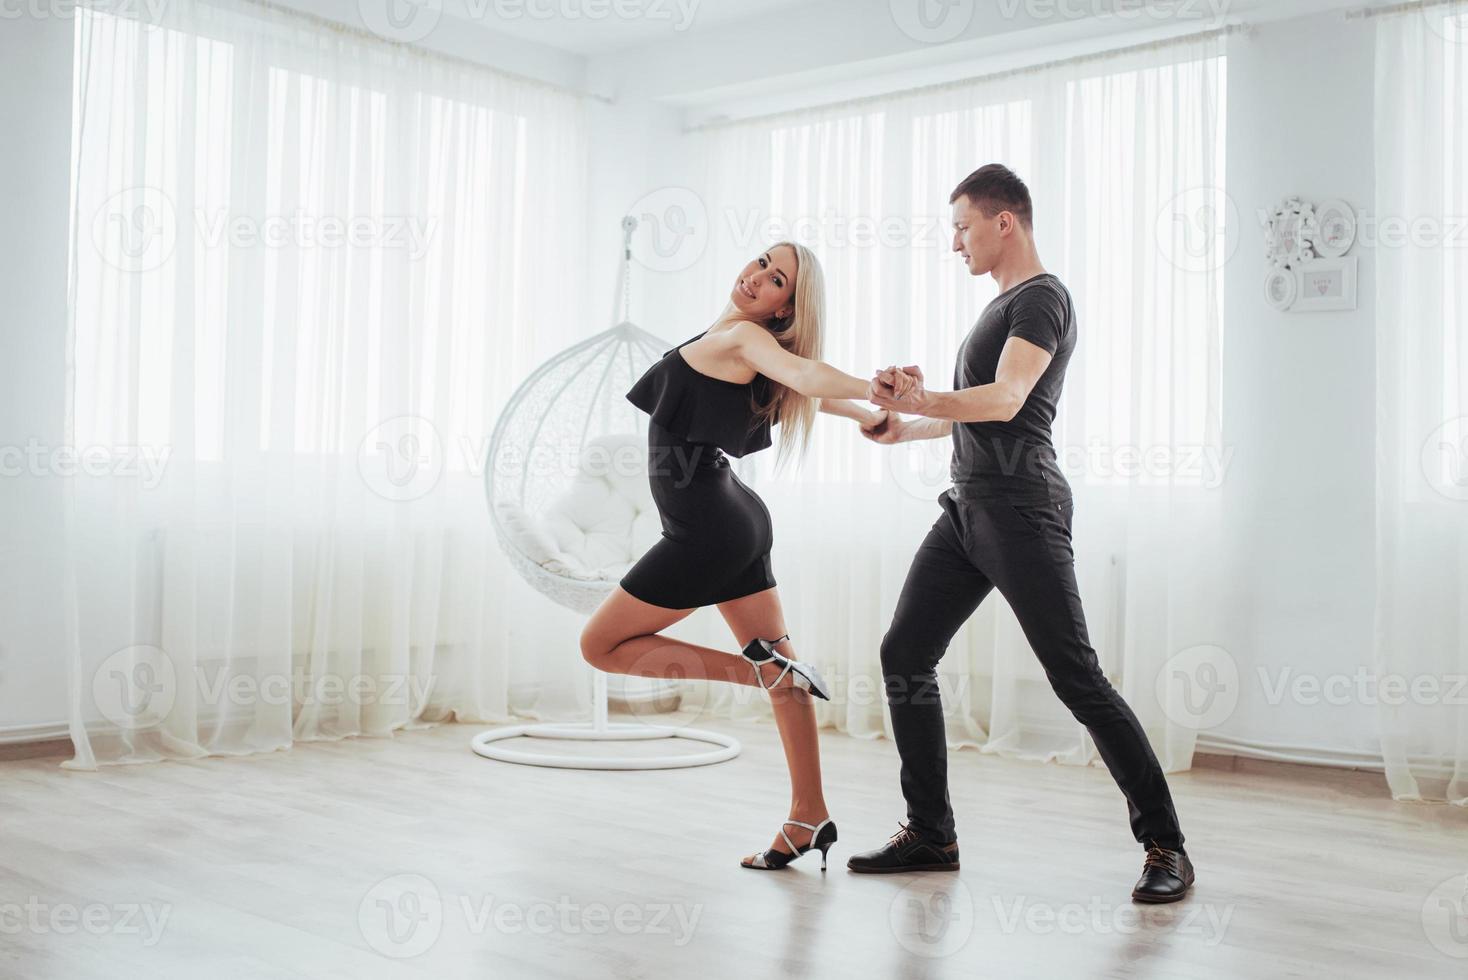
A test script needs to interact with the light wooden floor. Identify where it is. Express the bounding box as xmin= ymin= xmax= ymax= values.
xmin=3 ymin=716 xmax=1466 ymax=979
